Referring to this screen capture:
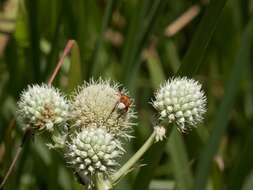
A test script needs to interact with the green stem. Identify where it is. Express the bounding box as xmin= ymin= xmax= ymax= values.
xmin=111 ymin=131 xmax=156 ymax=184
xmin=95 ymin=173 xmax=112 ymax=190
